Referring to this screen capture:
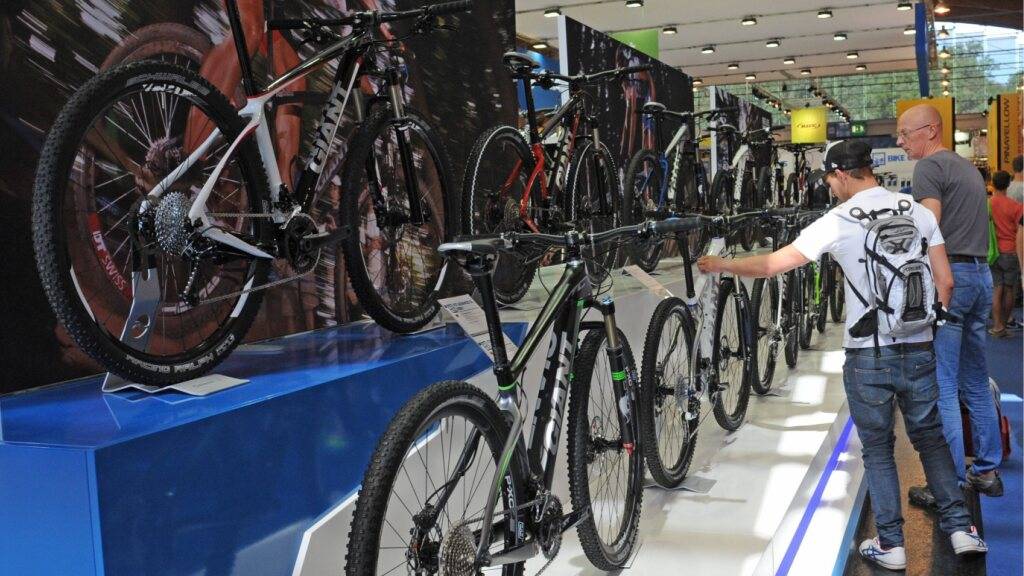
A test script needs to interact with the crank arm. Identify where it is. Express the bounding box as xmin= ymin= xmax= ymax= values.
xmin=201 ymin=227 xmax=275 ymax=259
xmin=560 ymin=507 xmax=589 ymax=533
xmin=485 ymin=540 xmax=540 ymax=567
xmin=304 ymin=224 xmax=352 ymax=250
